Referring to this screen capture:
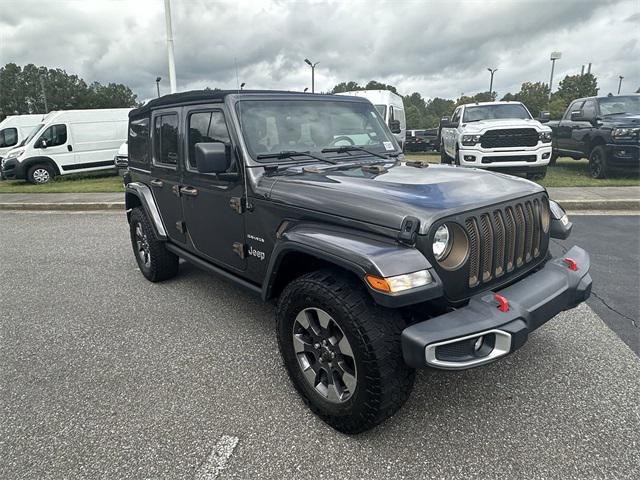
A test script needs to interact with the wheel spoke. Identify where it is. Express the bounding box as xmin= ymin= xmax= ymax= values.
xmin=316 ymin=309 xmax=332 ymax=329
xmin=337 ymin=334 xmax=354 ymax=358
xmin=293 ymin=333 xmax=314 ymax=354
xmin=304 ymin=309 xmax=322 ymax=336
